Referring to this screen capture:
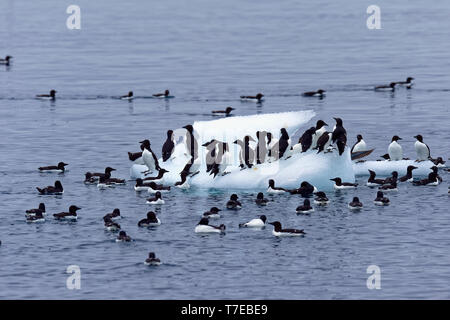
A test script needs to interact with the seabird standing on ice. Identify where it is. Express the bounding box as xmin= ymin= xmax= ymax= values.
xmin=388 ymin=136 xmax=403 ymax=161
xmin=414 ymin=135 xmax=431 ymax=161
xmin=331 ymin=117 xmax=347 ymax=156
xmin=162 ymin=130 xmax=175 ymax=162
xmin=139 ymin=139 xmax=161 ymax=175
xmin=311 ymin=120 xmax=328 ymax=149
